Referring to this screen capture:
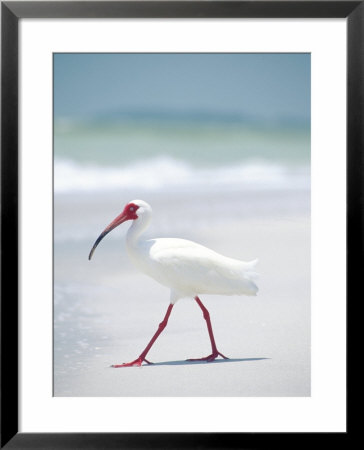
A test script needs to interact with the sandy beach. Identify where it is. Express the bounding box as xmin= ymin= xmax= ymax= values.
xmin=54 ymin=189 xmax=310 ymax=397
